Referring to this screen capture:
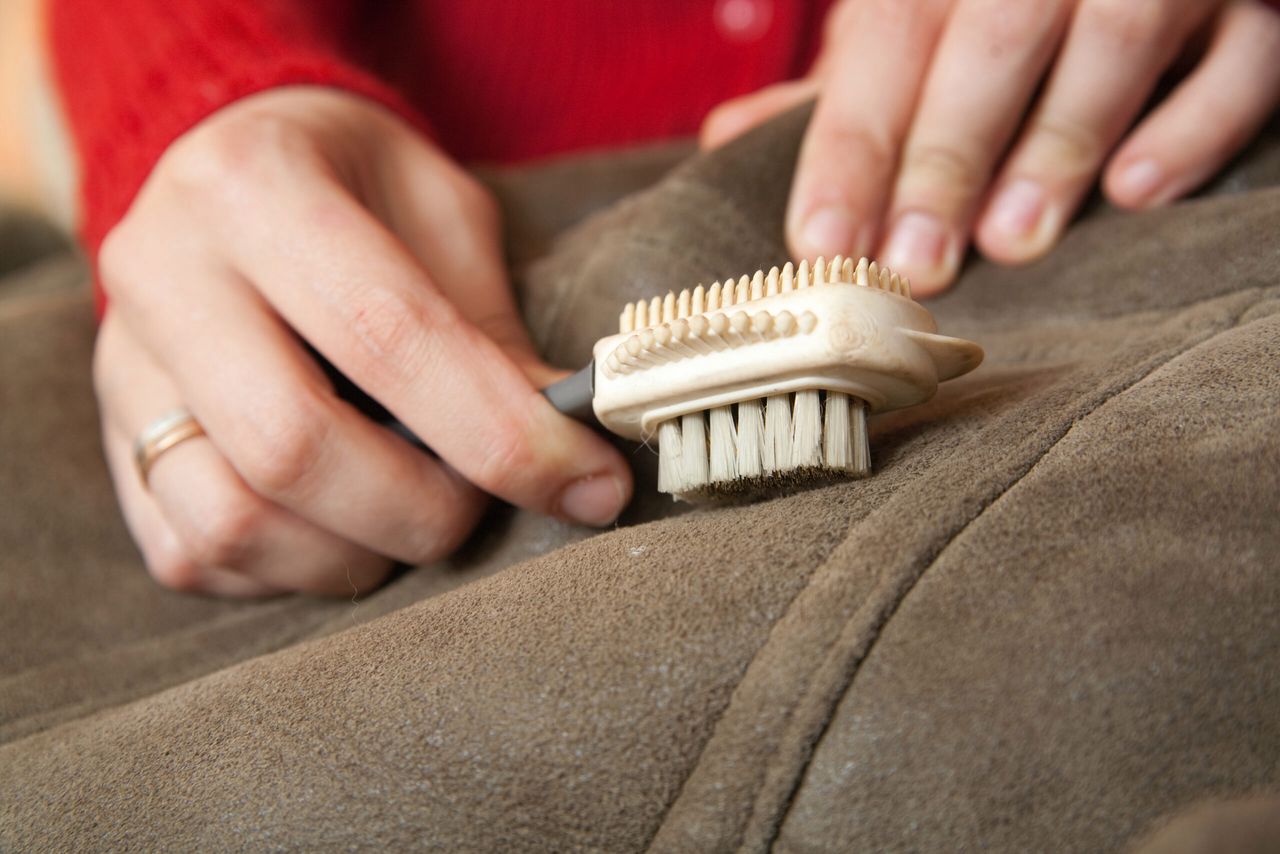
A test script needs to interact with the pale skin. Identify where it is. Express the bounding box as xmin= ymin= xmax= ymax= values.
xmin=8 ymin=0 xmax=1274 ymax=596
xmin=703 ymin=0 xmax=1280 ymax=295
xmin=94 ymin=91 xmax=635 ymax=596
